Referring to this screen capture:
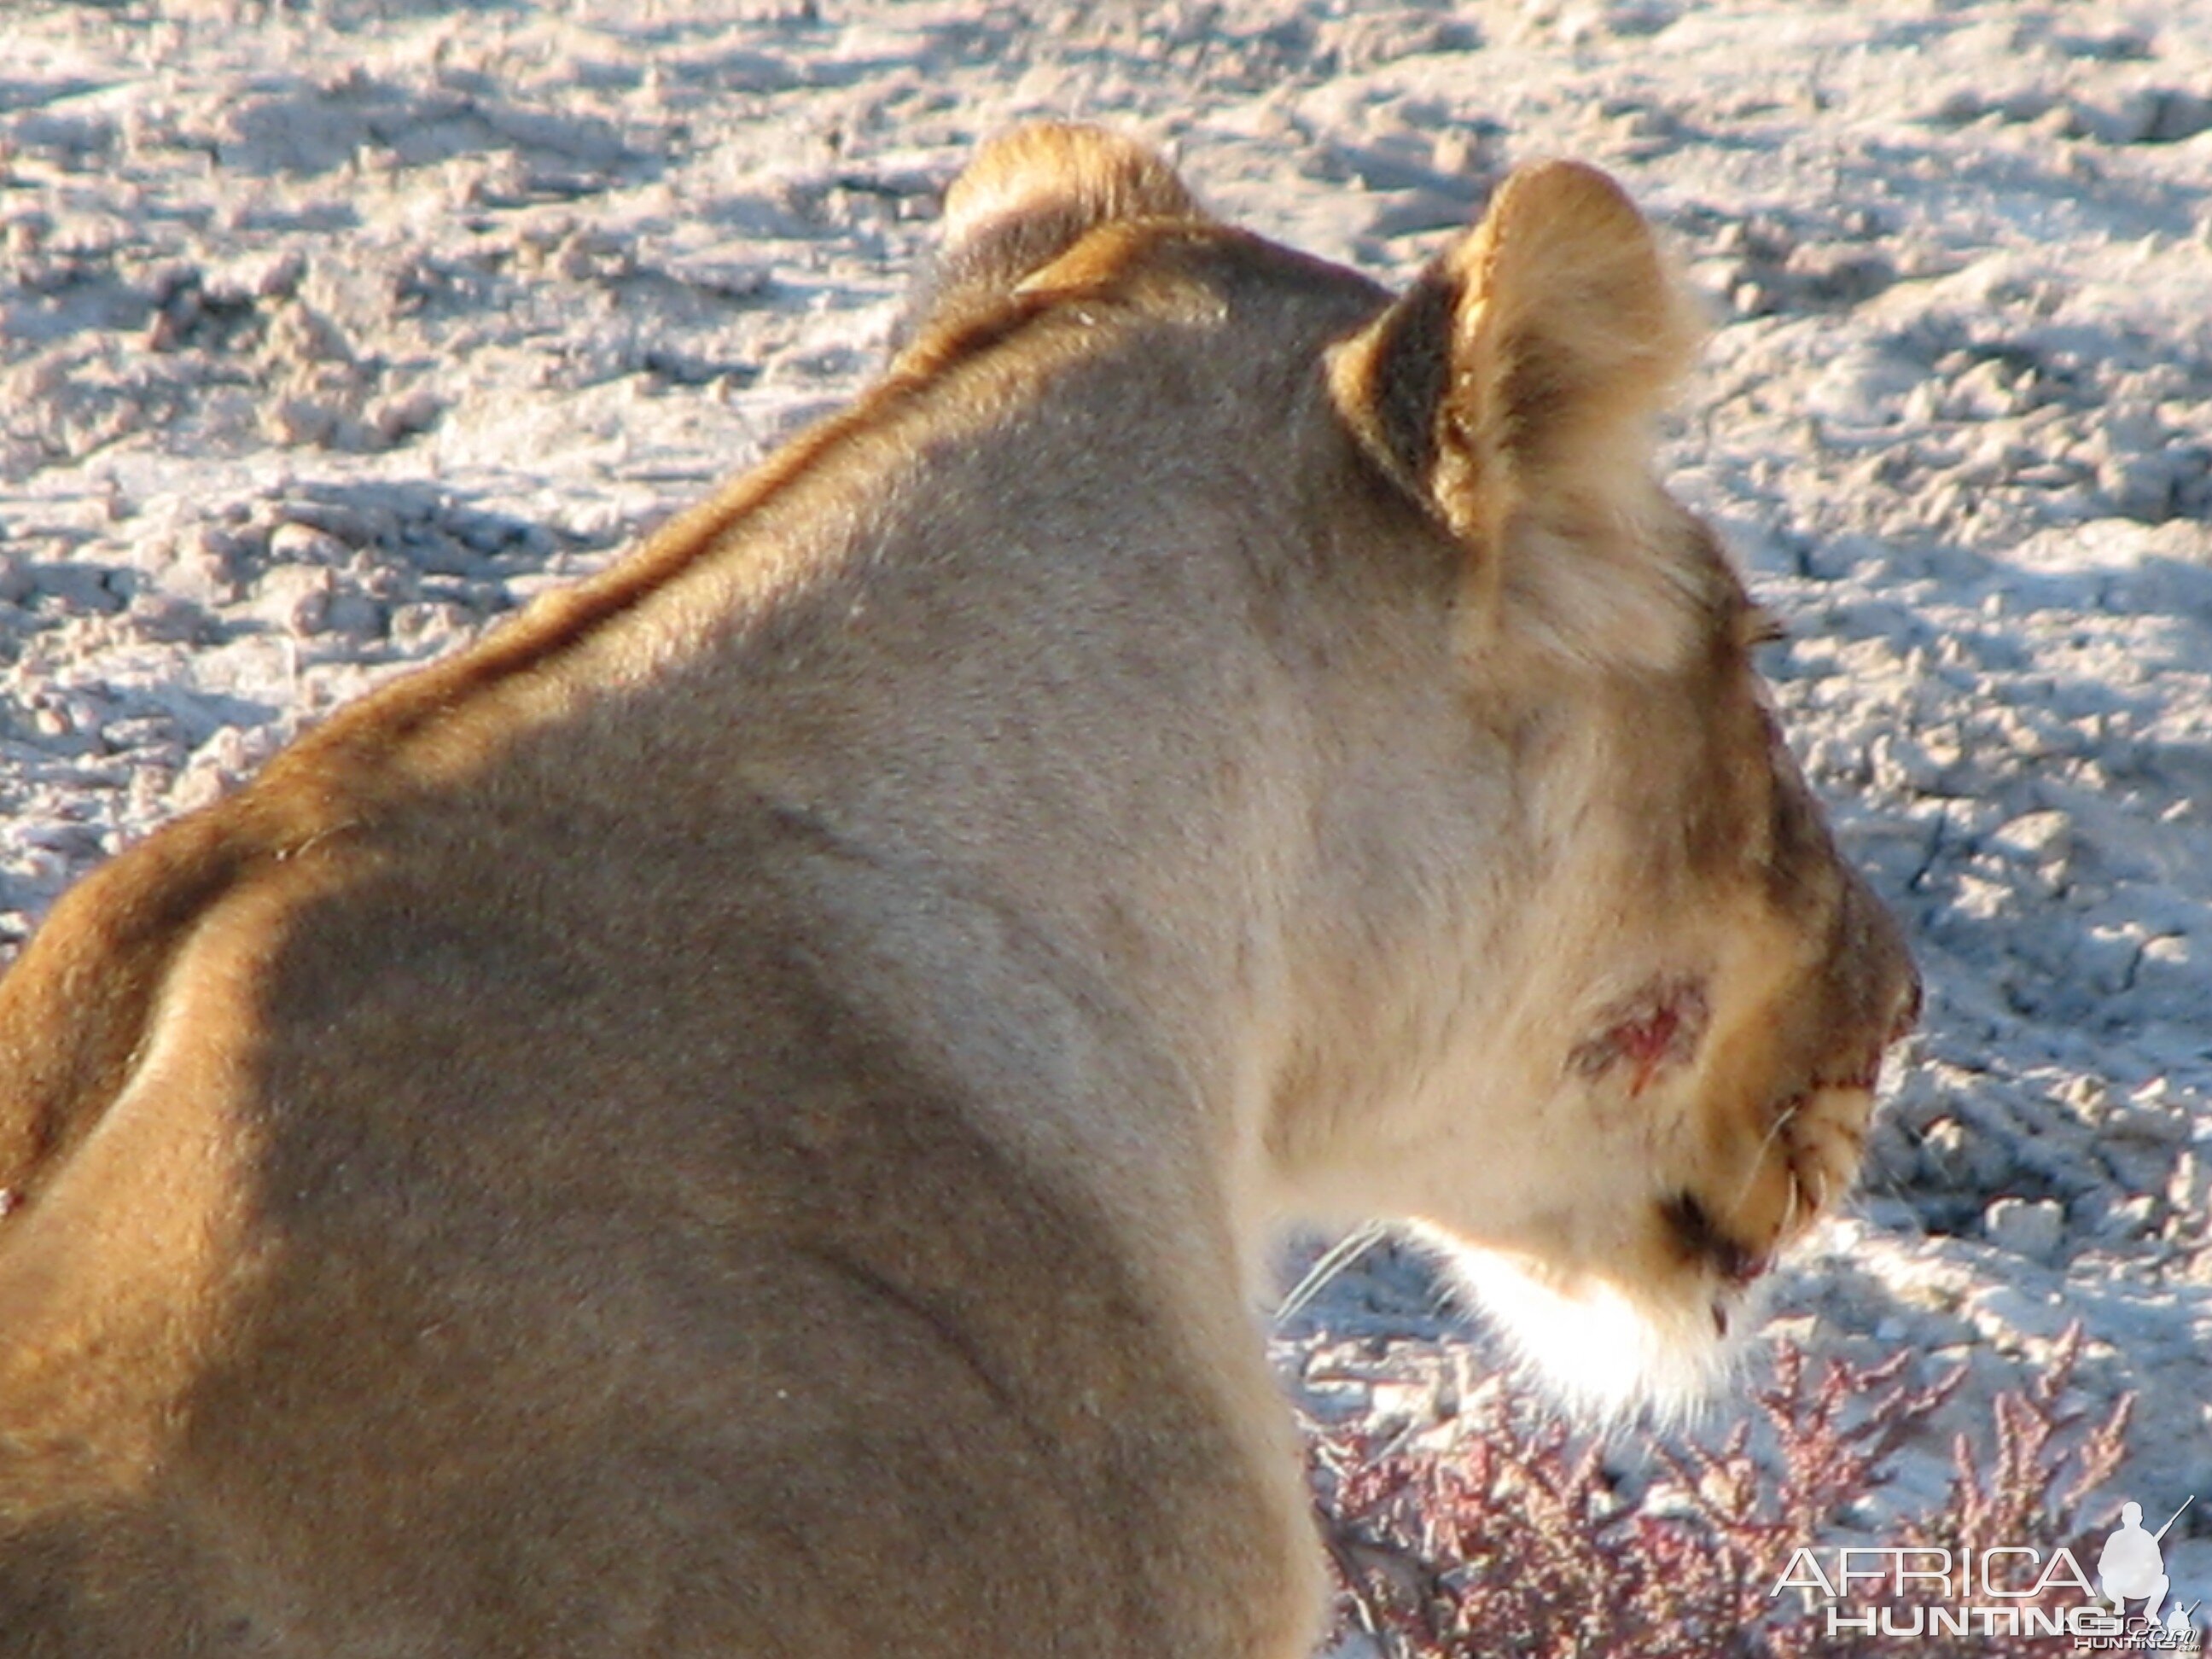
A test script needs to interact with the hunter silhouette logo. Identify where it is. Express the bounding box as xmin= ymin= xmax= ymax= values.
xmin=2100 ymin=1498 xmax=2191 ymax=1624
xmin=1768 ymin=1492 xmax=2202 ymax=1645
